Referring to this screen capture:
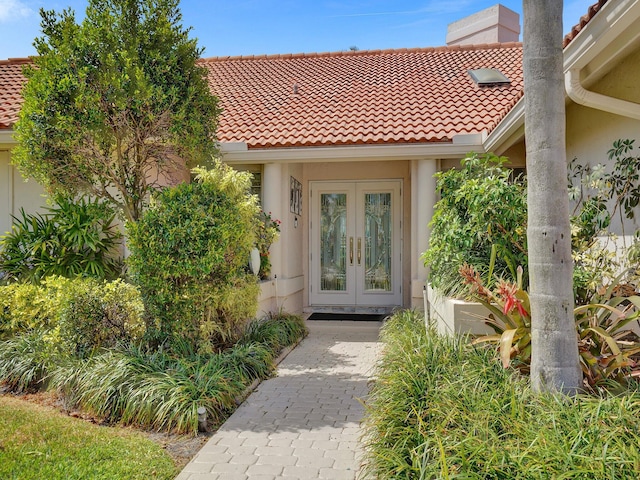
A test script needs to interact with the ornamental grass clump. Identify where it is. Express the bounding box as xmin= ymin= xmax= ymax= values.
xmin=9 ymin=313 xmax=306 ymax=435
xmin=362 ymin=309 xmax=640 ymax=480
xmin=50 ymin=347 xmax=247 ymax=434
